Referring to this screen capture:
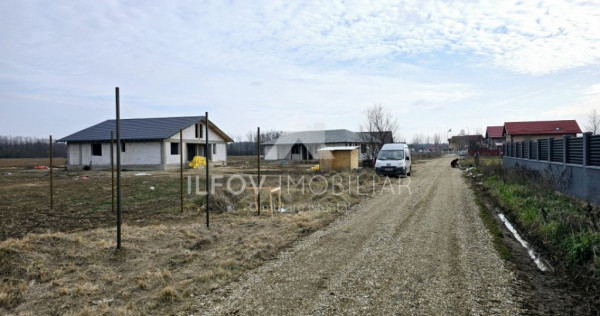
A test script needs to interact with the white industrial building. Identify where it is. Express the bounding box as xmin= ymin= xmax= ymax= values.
xmin=263 ymin=129 xmax=363 ymax=161
xmin=58 ymin=116 xmax=233 ymax=170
